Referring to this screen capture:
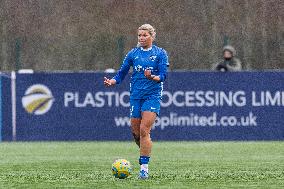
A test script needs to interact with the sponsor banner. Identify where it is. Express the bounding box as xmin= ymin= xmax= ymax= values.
xmin=12 ymin=72 xmax=284 ymax=141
